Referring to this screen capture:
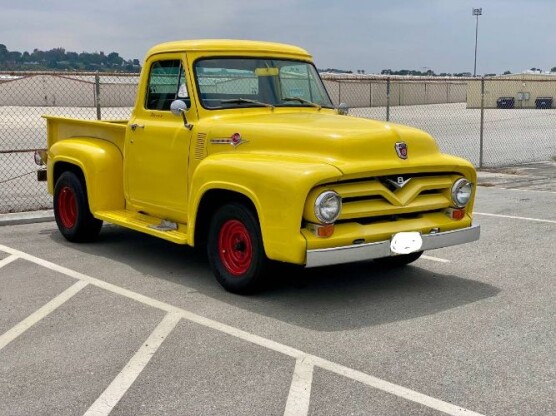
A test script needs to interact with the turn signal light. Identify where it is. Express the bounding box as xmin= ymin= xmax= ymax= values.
xmin=446 ymin=208 xmax=466 ymax=220
xmin=307 ymin=223 xmax=335 ymax=238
